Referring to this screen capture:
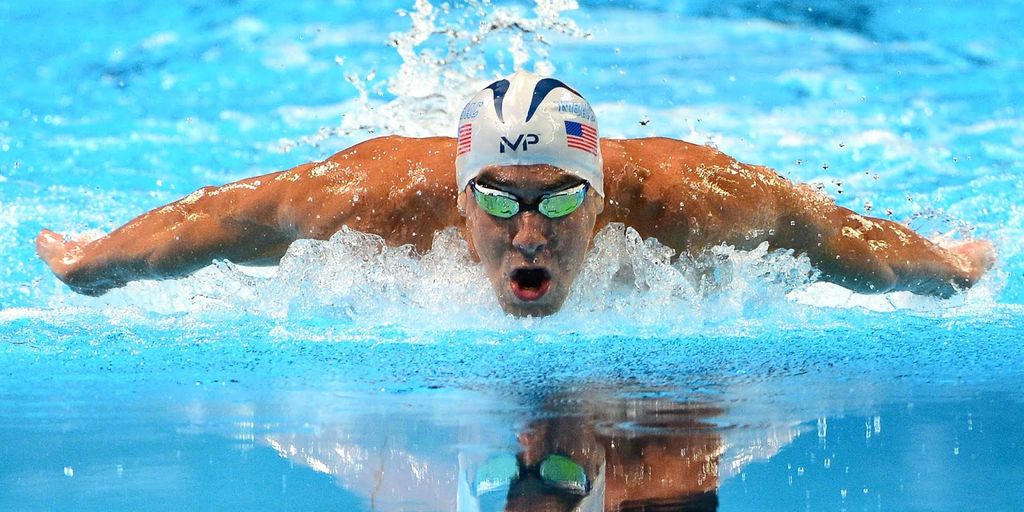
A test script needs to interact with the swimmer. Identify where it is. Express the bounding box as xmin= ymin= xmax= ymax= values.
xmin=36 ymin=71 xmax=995 ymax=317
